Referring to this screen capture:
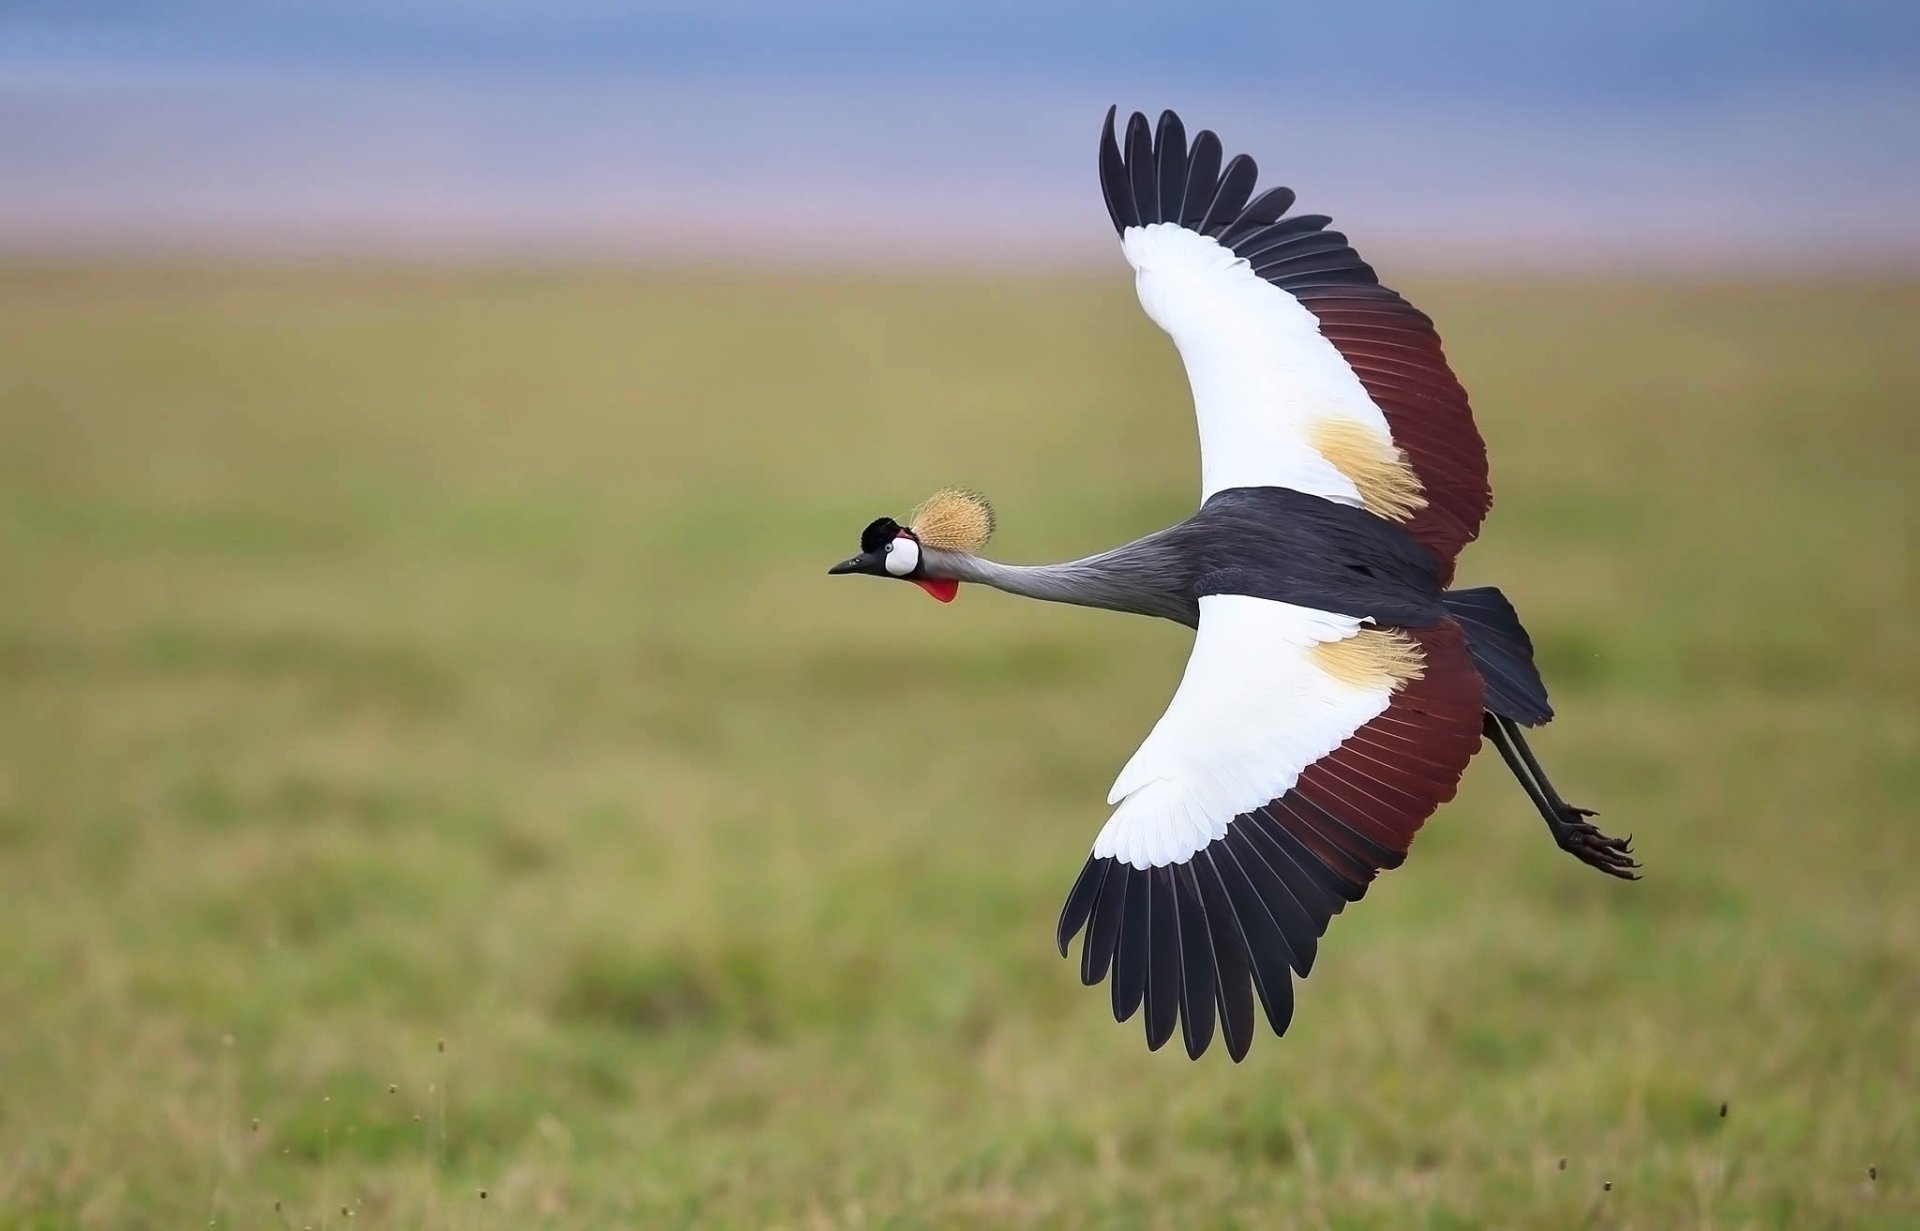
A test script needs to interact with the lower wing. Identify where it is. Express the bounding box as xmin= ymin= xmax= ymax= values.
xmin=1057 ymin=594 xmax=1484 ymax=1060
